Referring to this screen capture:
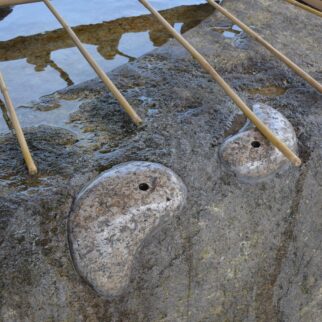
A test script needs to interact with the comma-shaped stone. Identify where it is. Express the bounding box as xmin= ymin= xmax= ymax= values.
xmin=68 ymin=161 xmax=187 ymax=298
xmin=219 ymin=103 xmax=298 ymax=181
